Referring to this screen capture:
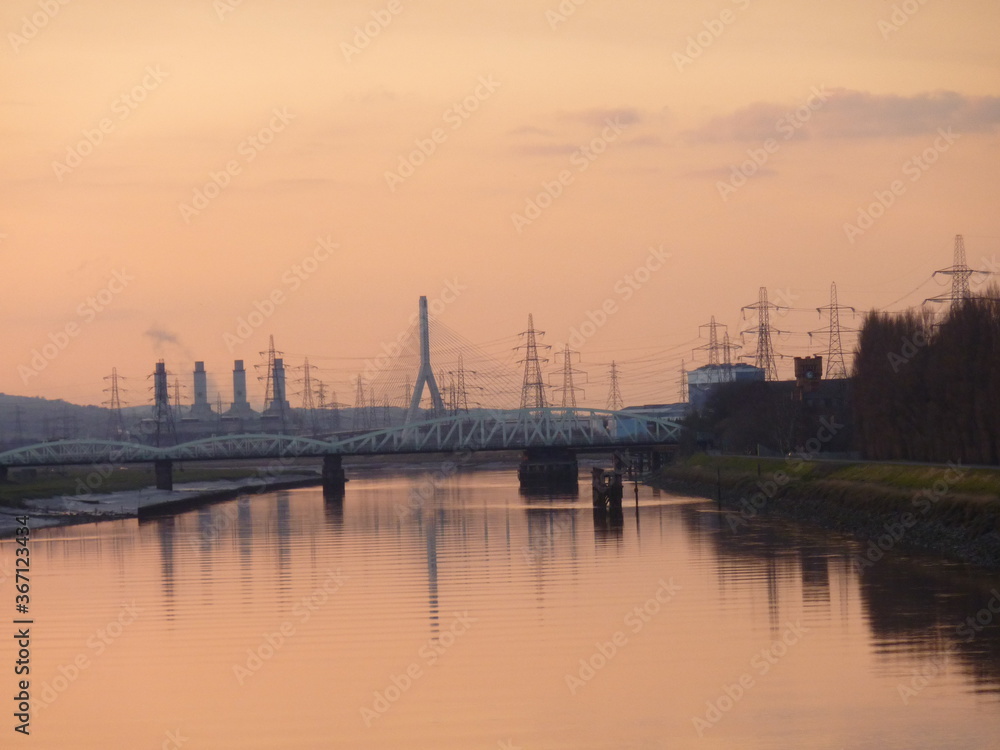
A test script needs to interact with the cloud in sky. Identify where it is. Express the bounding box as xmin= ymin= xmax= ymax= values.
xmin=687 ymin=89 xmax=1000 ymax=142
xmin=508 ymin=107 xmax=663 ymax=157
xmin=557 ymin=107 xmax=644 ymax=128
